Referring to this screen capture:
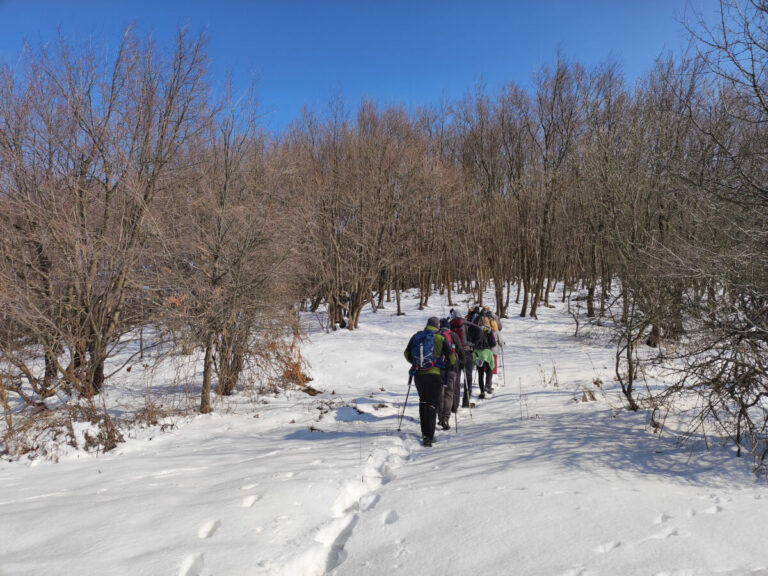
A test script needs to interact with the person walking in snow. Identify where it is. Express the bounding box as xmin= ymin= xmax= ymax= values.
xmin=483 ymin=307 xmax=503 ymax=376
xmin=437 ymin=318 xmax=463 ymax=430
xmin=404 ymin=316 xmax=456 ymax=447
xmin=463 ymin=308 xmax=487 ymax=404
xmin=474 ymin=317 xmax=496 ymax=398
xmin=467 ymin=305 xmax=483 ymax=325
xmin=449 ymin=309 xmax=474 ymax=408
